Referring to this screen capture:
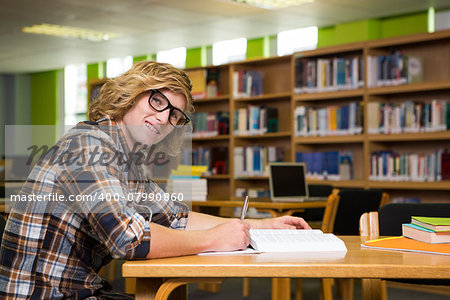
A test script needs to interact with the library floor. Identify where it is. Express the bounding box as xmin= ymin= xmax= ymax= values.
xmin=109 ymin=265 xmax=449 ymax=300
